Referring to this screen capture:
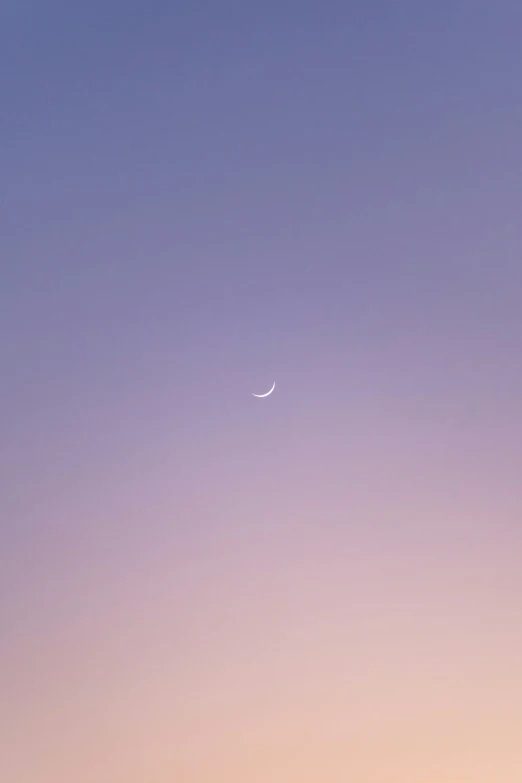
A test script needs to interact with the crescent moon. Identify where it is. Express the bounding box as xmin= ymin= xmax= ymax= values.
xmin=252 ymin=381 xmax=275 ymax=398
